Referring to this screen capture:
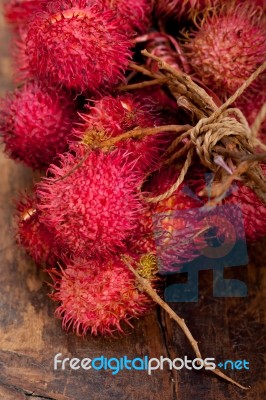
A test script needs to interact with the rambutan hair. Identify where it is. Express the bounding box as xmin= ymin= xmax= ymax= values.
xmin=4 ymin=0 xmax=45 ymax=27
xmin=36 ymin=145 xmax=143 ymax=259
xmin=154 ymin=0 xmax=216 ymax=21
xmin=49 ymin=256 xmax=153 ymax=335
xmin=184 ymin=1 xmax=266 ymax=99
xmin=104 ymin=0 xmax=153 ymax=36
xmin=77 ymin=93 xmax=172 ymax=172
xmin=0 ymin=81 xmax=76 ymax=169
xmin=25 ymin=0 xmax=132 ymax=93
